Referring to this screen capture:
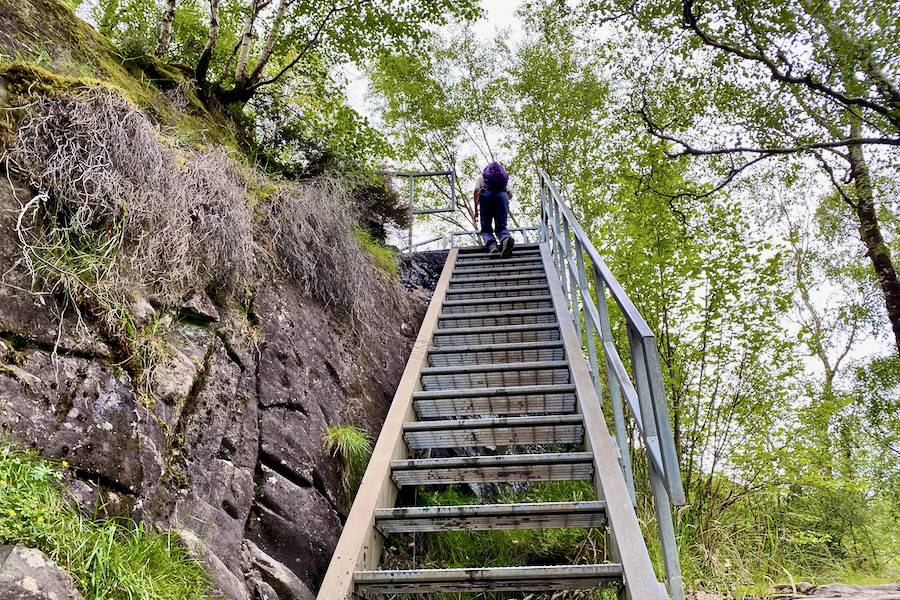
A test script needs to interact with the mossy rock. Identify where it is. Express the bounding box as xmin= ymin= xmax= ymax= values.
xmin=0 ymin=0 xmax=239 ymax=148
xmin=0 ymin=62 xmax=85 ymax=98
